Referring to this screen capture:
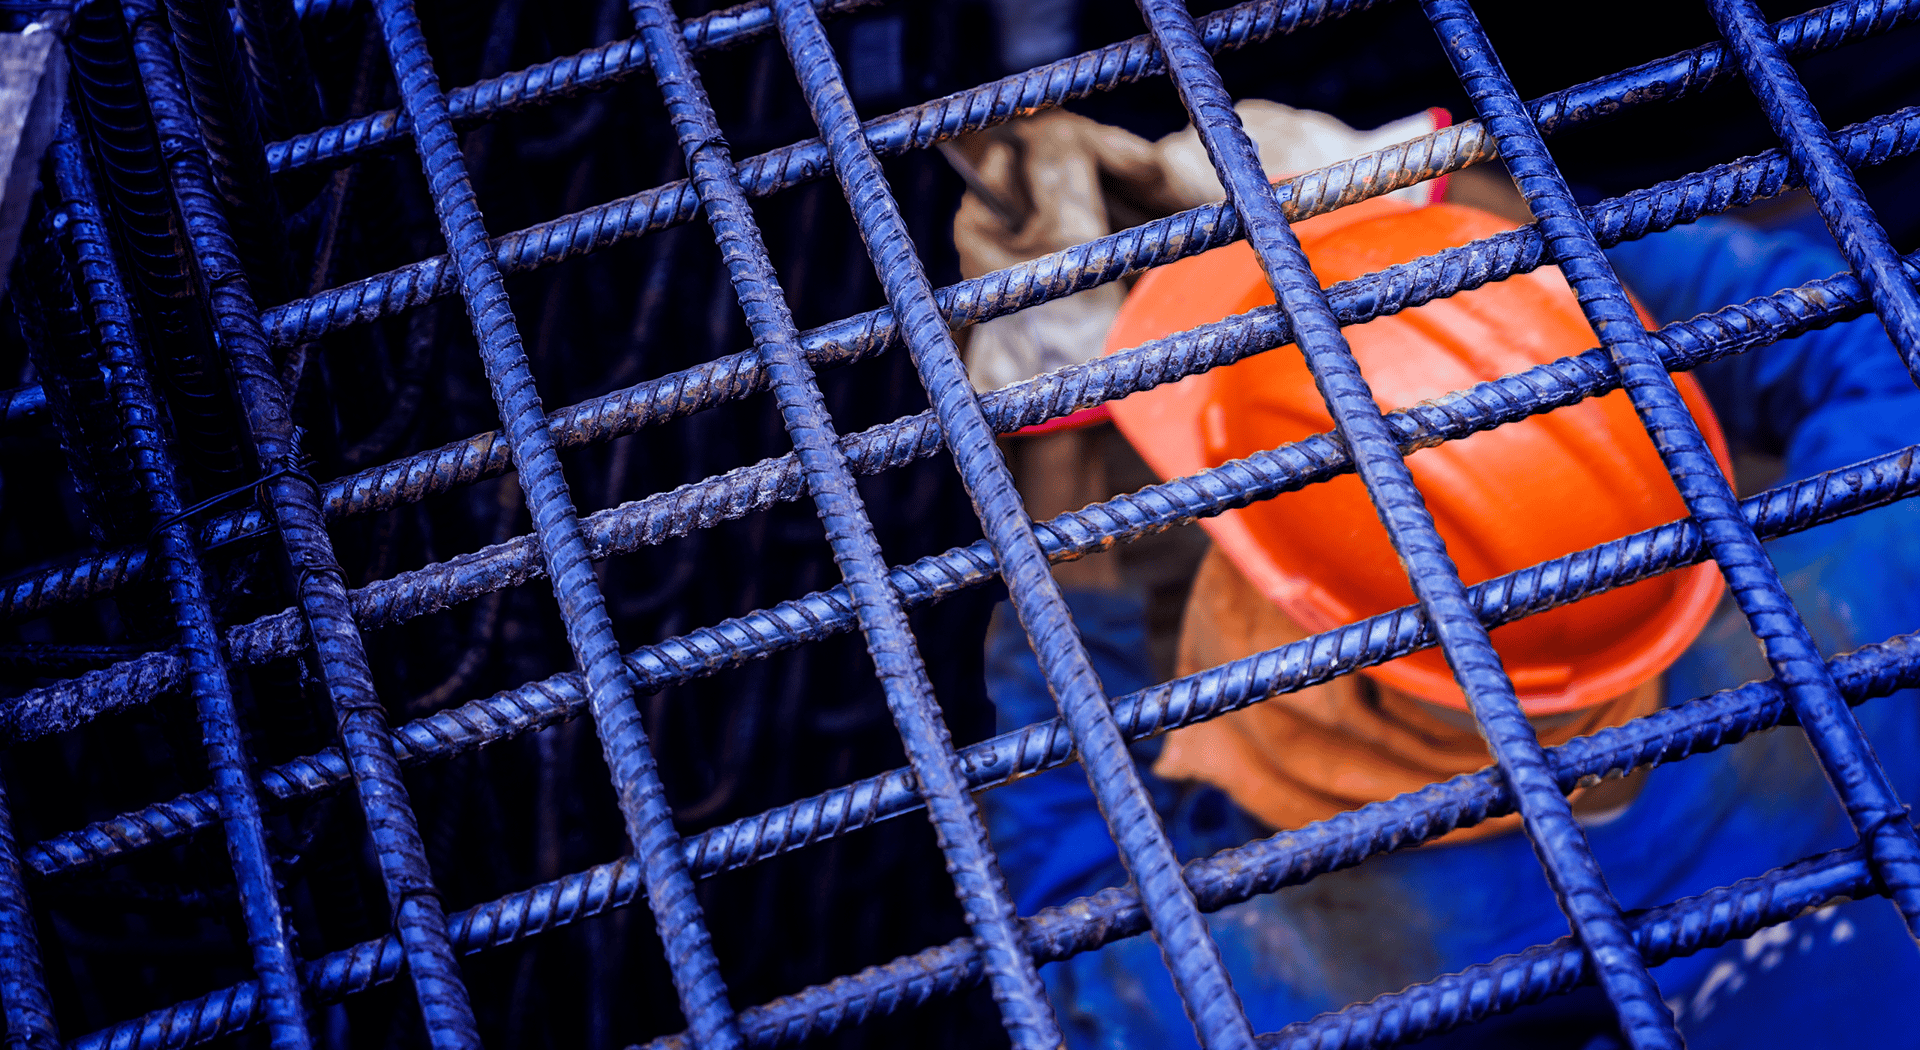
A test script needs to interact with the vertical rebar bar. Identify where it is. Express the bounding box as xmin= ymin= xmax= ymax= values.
xmin=122 ymin=2 xmax=488 ymax=1045
xmin=768 ymin=1 xmax=1259 ymax=1046
xmin=48 ymin=122 xmax=315 ymax=1050
xmin=364 ymin=0 xmax=743 ymax=1045
xmin=1134 ymin=0 xmax=1683 ymax=1044
xmin=1425 ymin=0 xmax=1920 ymax=945
xmin=627 ymin=1 xmax=1062 ymax=1045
